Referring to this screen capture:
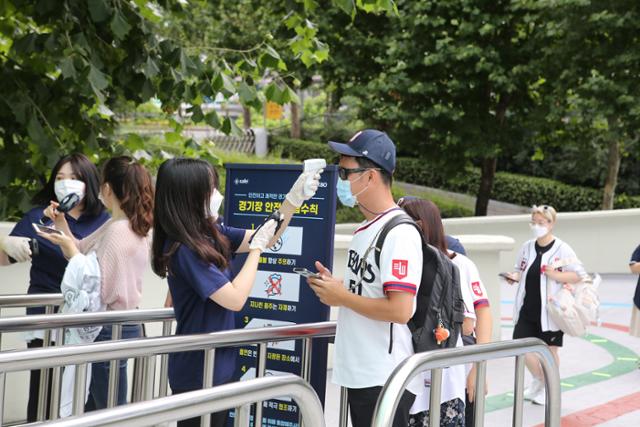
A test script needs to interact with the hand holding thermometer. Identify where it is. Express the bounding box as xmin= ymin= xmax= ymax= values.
xmin=302 ymin=159 xmax=326 ymax=198
xmin=248 ymin=211 xmax=285 ymax=245
xmin=40 ymin=193 xmax=81 ymax=224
